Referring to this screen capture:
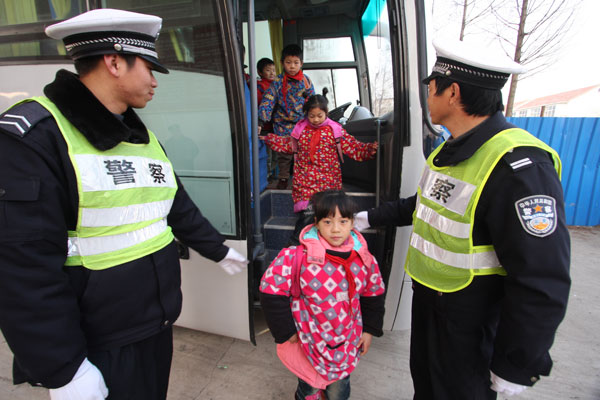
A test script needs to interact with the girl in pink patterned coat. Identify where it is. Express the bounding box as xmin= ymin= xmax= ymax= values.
xmin=261 ymin=95 xmax=378 ymax=245
xmin=259 ymin=190 xmax=386 ymax=400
